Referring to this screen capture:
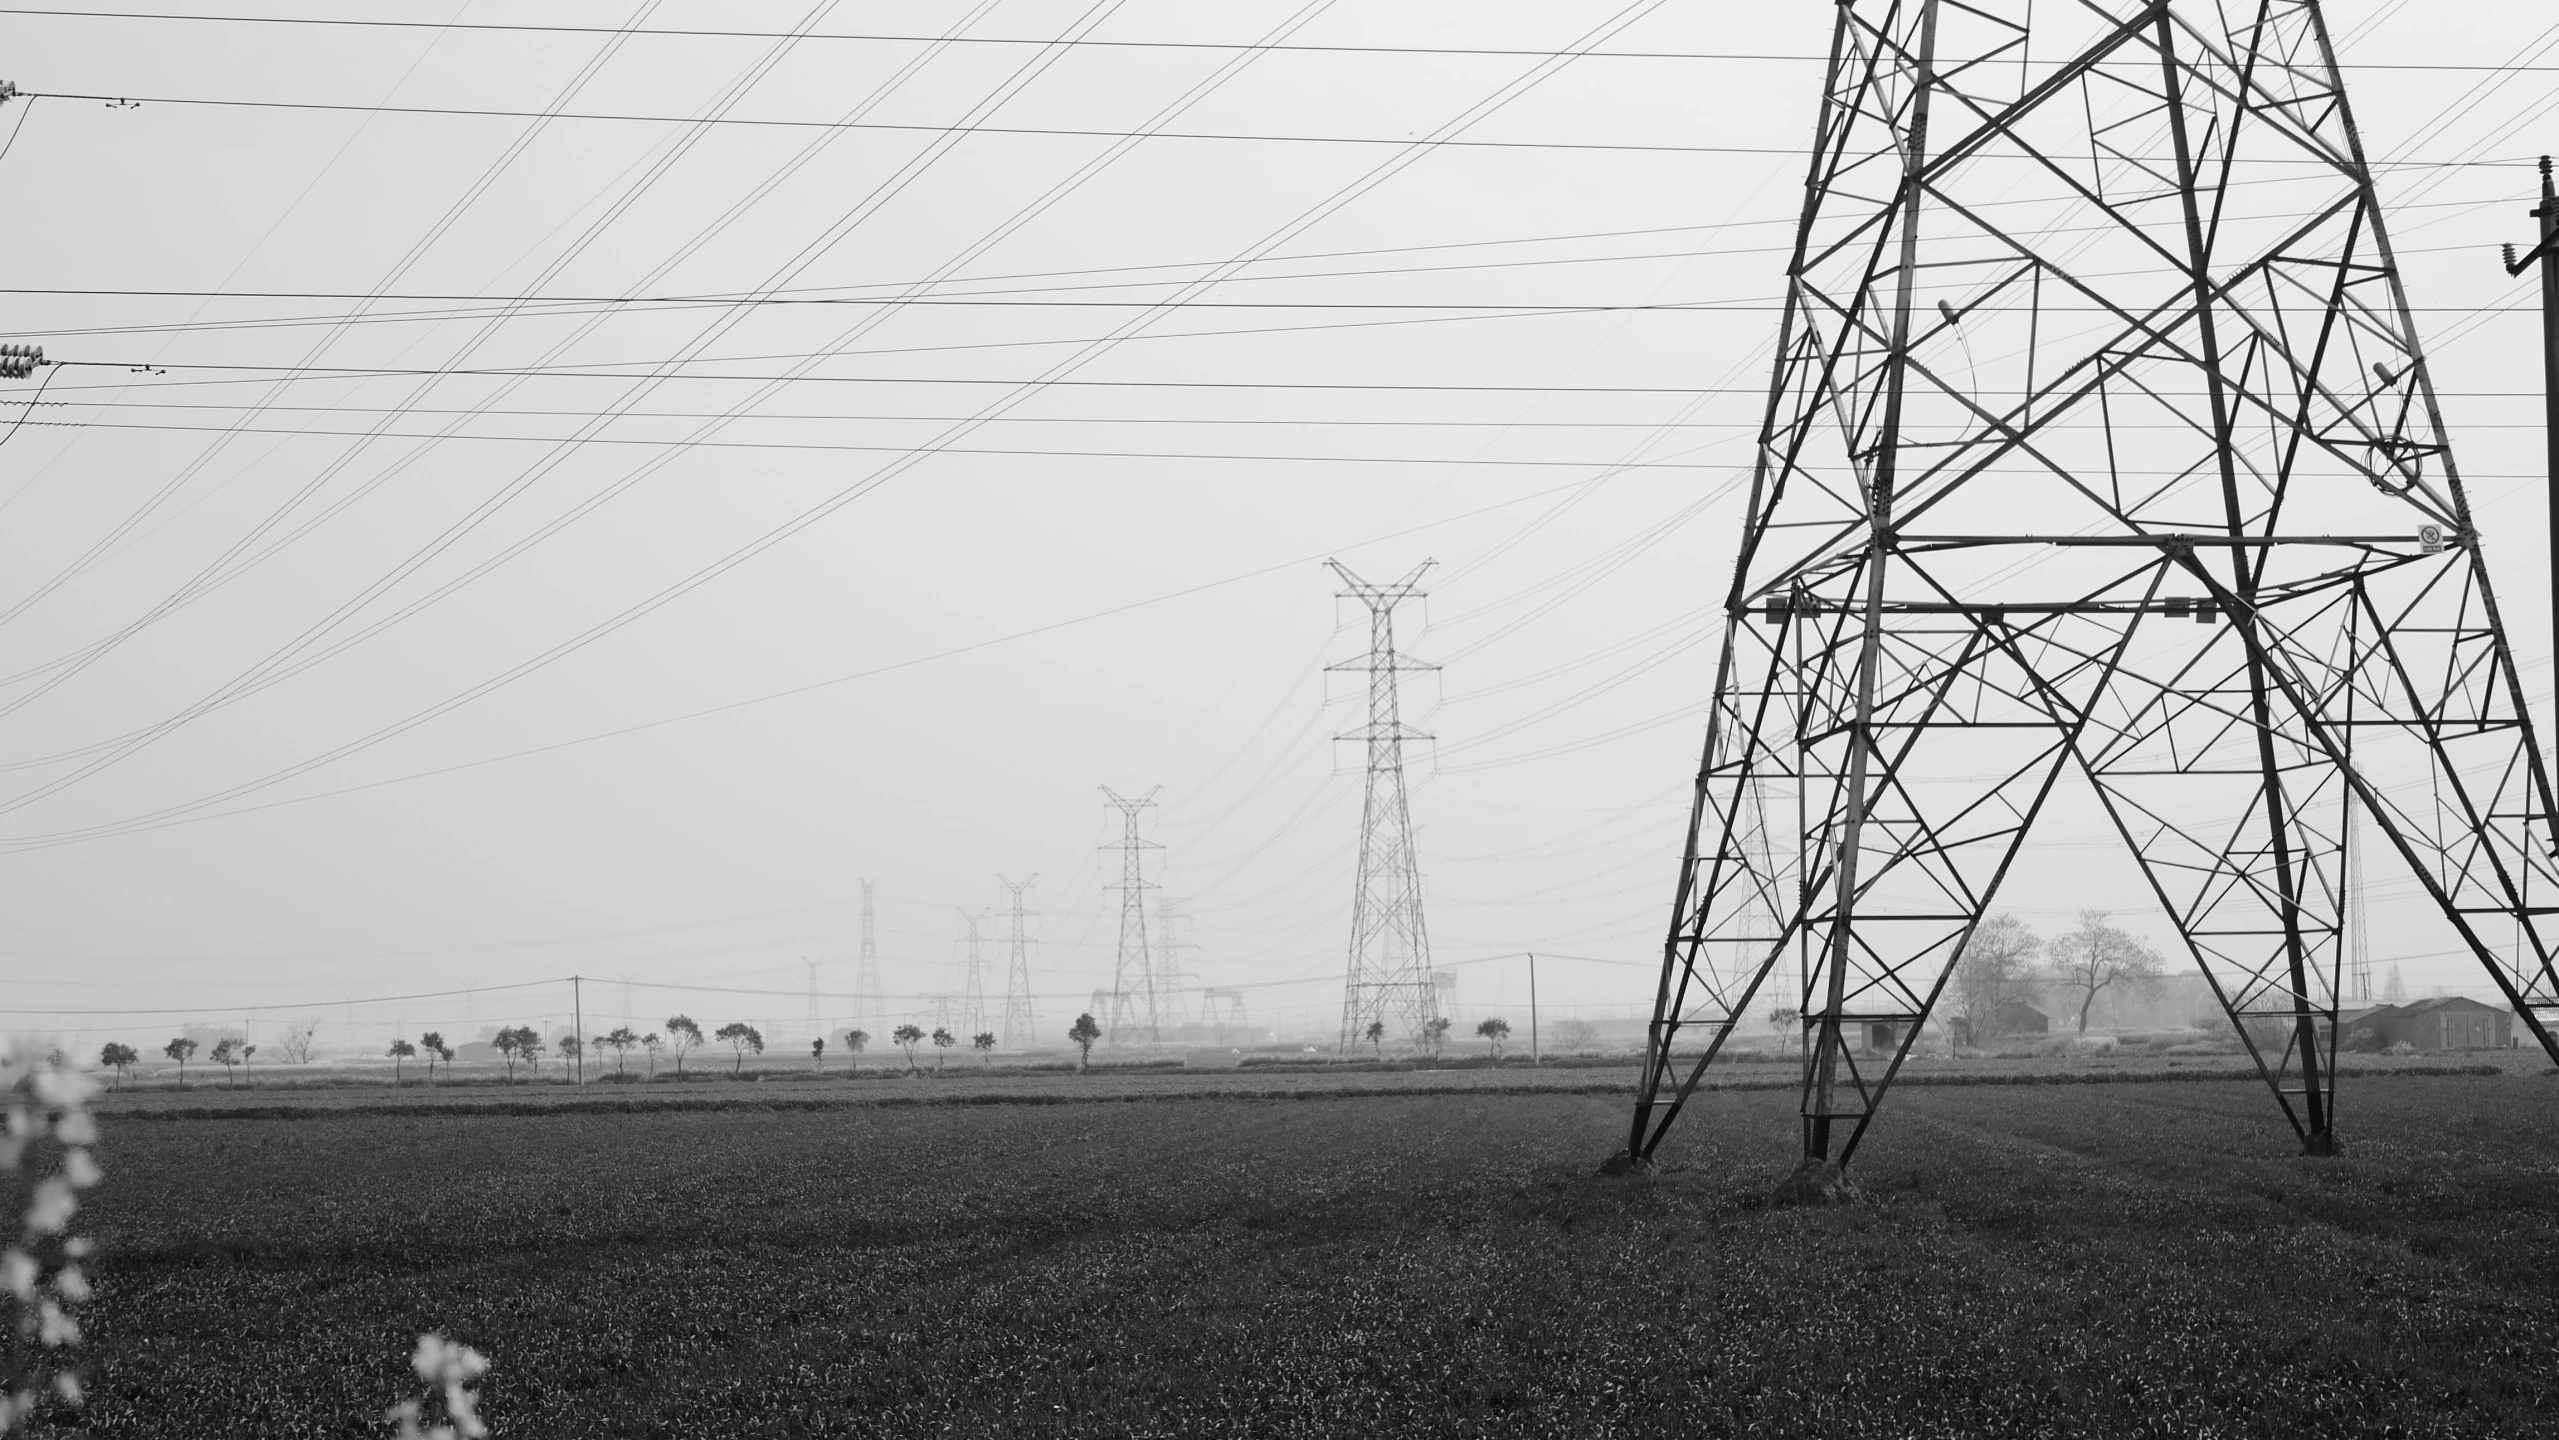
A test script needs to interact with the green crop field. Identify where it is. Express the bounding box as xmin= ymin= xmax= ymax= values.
xmin=72 ymin=1069 xmax=2559 ymax=1437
